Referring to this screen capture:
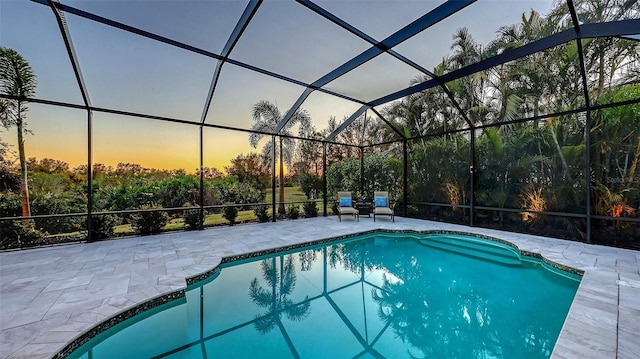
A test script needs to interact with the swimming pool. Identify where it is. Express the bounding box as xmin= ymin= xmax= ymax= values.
xmin=65 ymin=231 xmax=581 ymax=358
